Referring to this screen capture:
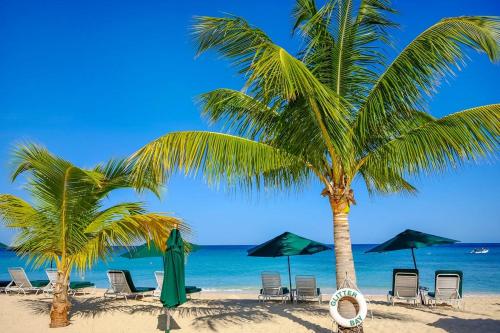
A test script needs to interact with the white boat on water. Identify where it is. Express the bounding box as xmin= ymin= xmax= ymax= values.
xmin=470 ymin=248 xmax=489 ymax=254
